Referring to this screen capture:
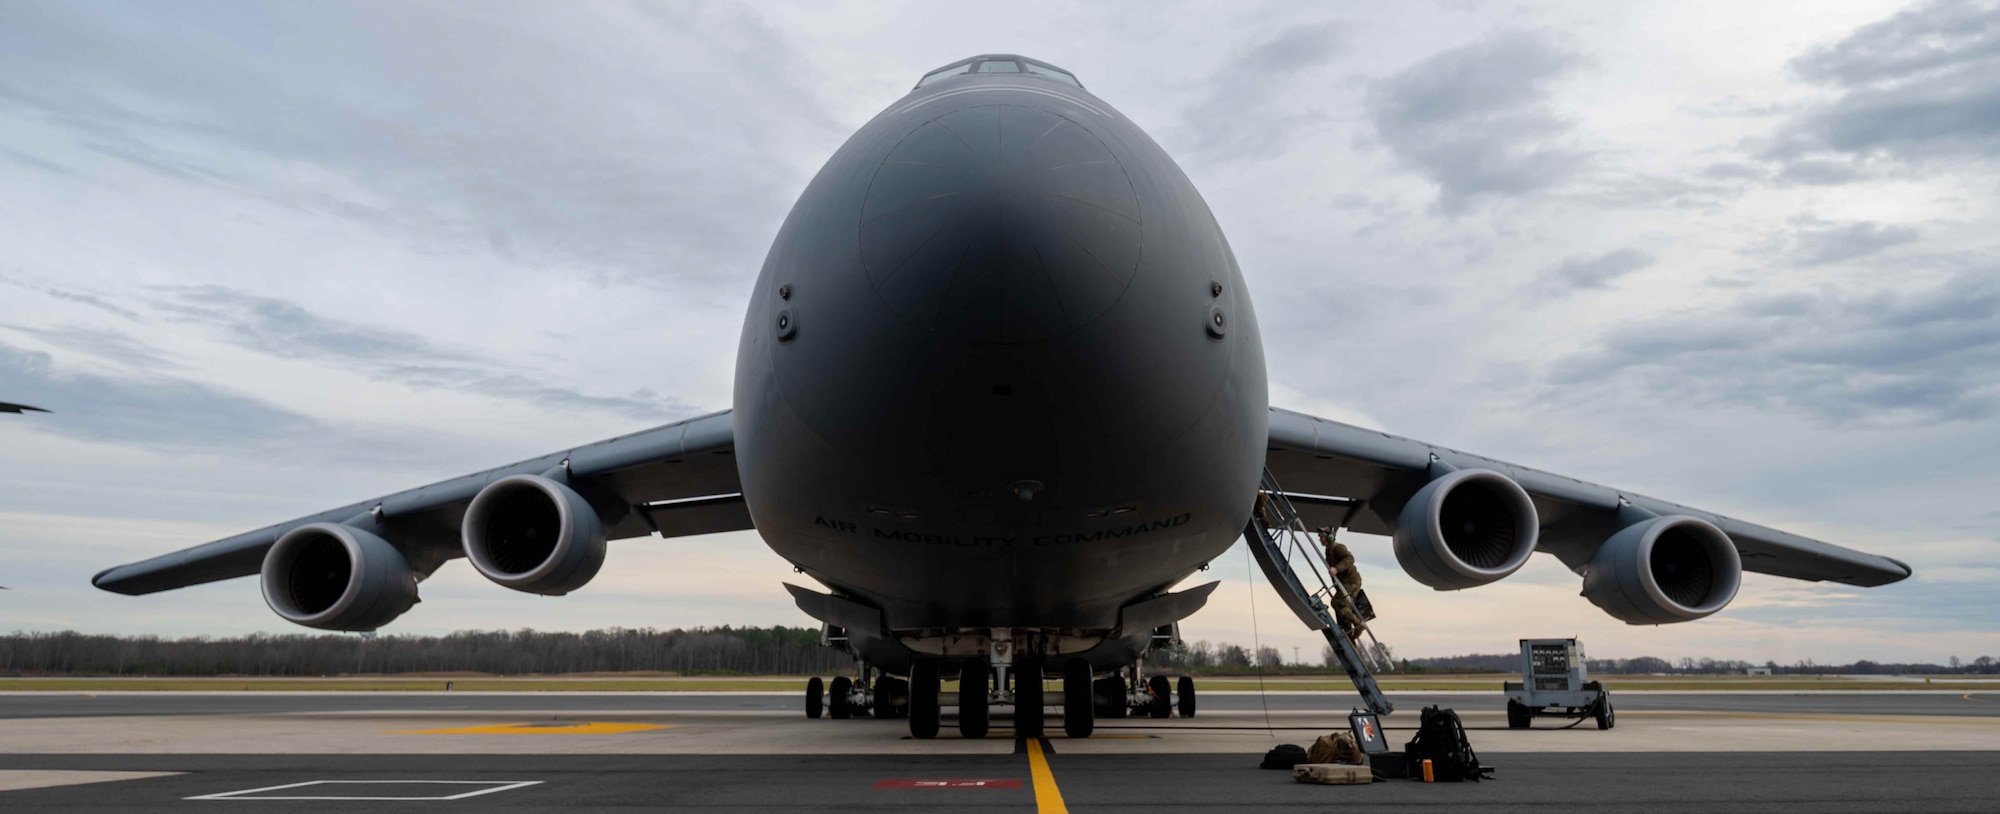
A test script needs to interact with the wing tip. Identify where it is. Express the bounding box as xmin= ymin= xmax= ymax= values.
xmin=1885 ymin=557 xmax=1914 ymax=582
xmin=91 ymin=566 xmax=142 ymax=595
